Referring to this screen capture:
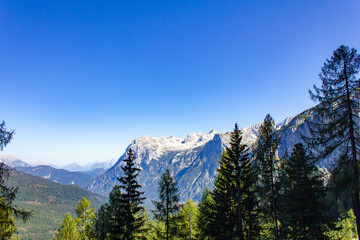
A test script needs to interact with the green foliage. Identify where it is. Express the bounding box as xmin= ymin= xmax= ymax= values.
xmin=0 ymin=120 xmax=32 ymax=239
xmin=75 ymin=197 xmax=95 ymax=239
xmin=0 ymin=121 xmax=15 ymax=151
xmin=177 ymin=199 xmax=199 ymax=239
xmin=306 ymin=45 xmax=360 ymax=234
xmin=8 ymin=171 xmax=105 ymax=239
xmin=93 ymin=203 xmax=111 ymax=240
xmin=280 ymin=143 xmax=327 ymax=239
xmin=325 ymin=209 xmax=357 ymax=240
xmin=196 ymin=188 xmax=214 ymax=240
xmin=152 ymin=169 xmax=180 ymax=240
xmin=253 ymin=114 xmax=280 ymax=239
xmin=93 ymin=148 xmax=147 ymax=240
xmin=209 ymin=150 xmax=236 ymax=239
xmin=0 ymin=197 xmax=17 ymax=239
xmin=55 ymin=212 xmax=80 ymax=240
